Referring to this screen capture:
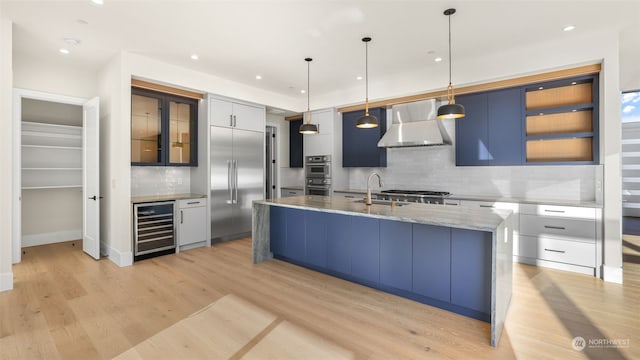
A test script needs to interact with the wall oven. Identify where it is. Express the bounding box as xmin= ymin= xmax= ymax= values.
xmin=305 ymin=155 xmax=331 ymax=178
xmin=305 ymin=155 xmax=332 ymax=196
